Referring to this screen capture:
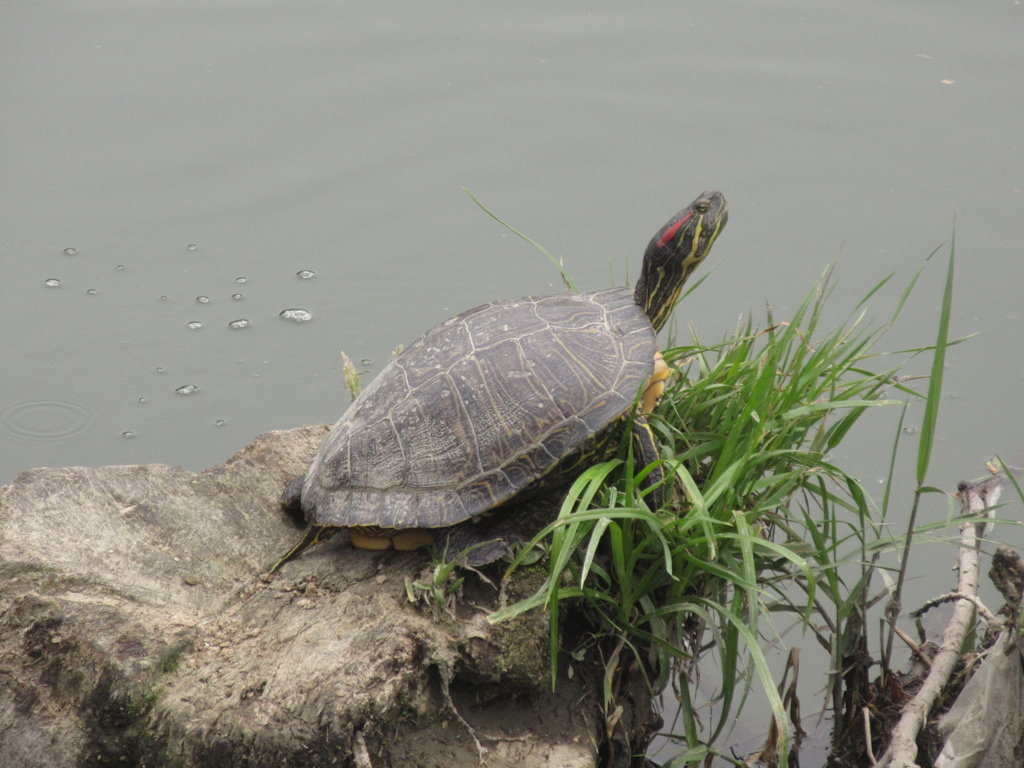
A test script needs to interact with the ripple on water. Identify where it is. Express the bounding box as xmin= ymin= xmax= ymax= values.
xmin=1 ymin=400 xmax=94 ymax=440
